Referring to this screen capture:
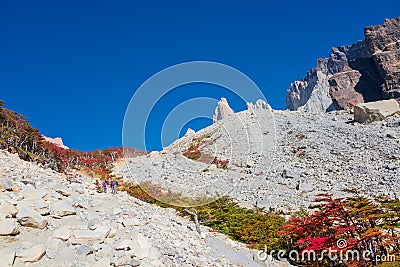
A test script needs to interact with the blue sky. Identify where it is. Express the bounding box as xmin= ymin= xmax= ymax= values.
xmin=1 ymin=1 xmax=399 ymax=151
